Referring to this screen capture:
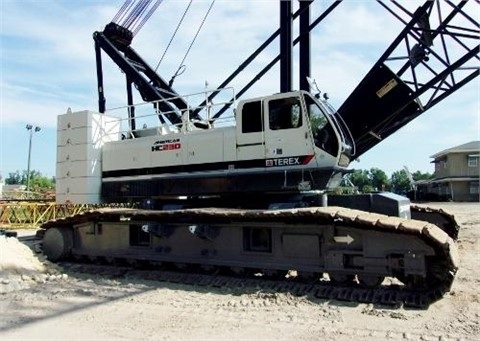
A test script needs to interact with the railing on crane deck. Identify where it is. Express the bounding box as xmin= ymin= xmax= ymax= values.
xmin=105 ymin=87 xmax=237 ymax=140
